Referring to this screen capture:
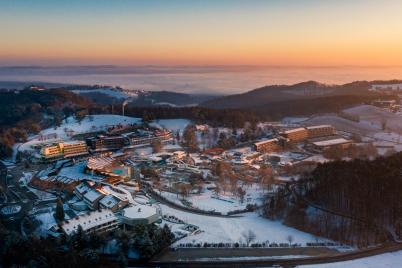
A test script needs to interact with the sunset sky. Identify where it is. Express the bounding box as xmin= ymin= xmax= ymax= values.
xmin=1 ymin=0 xmax=402 ymax=66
